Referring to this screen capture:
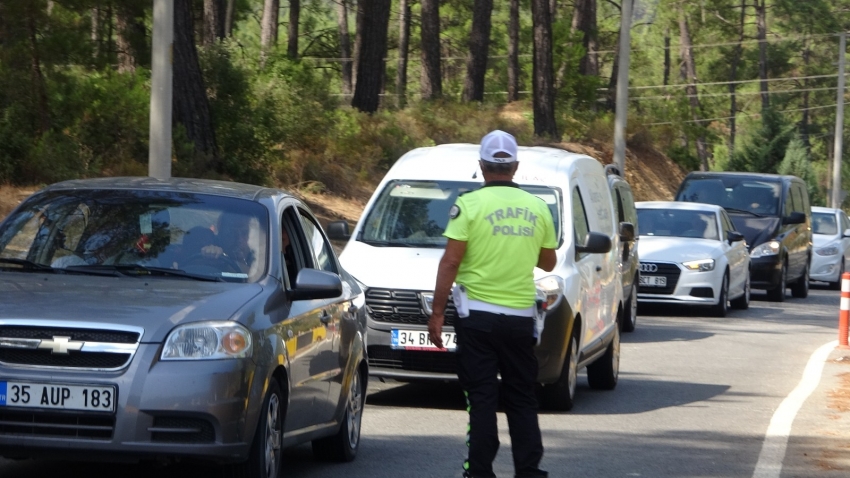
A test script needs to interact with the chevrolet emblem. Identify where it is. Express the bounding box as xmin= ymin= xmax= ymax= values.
xmin=38 ymin=336 xmax=84 ymax=355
